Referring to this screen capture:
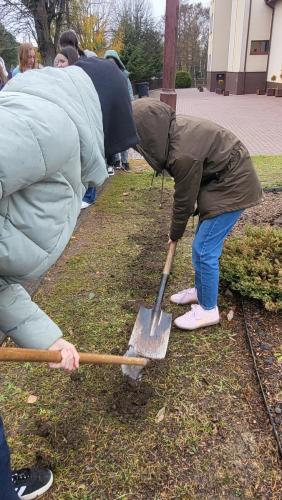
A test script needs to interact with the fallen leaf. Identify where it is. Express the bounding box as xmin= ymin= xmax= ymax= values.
xmin=27 ymin=395 xmax=38 ymax=404
xmin=155 ymin=407 xmax=165 ymax=423
xmin=227 ymin=309 xmax=234 ymax=321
